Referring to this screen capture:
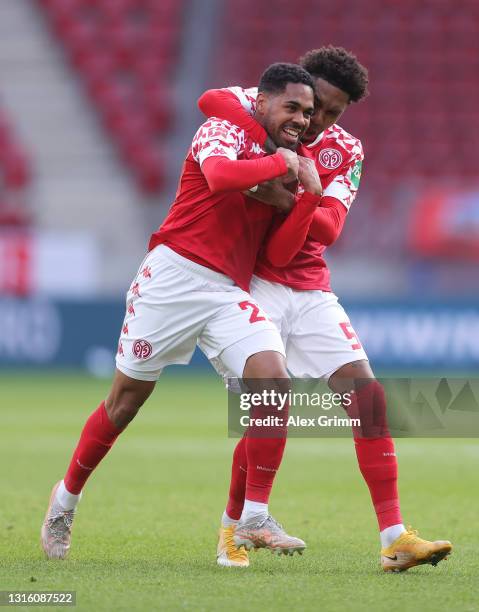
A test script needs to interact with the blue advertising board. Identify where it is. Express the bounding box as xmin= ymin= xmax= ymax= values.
xmin=1 ymin=298 xmax=478 ymax=372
